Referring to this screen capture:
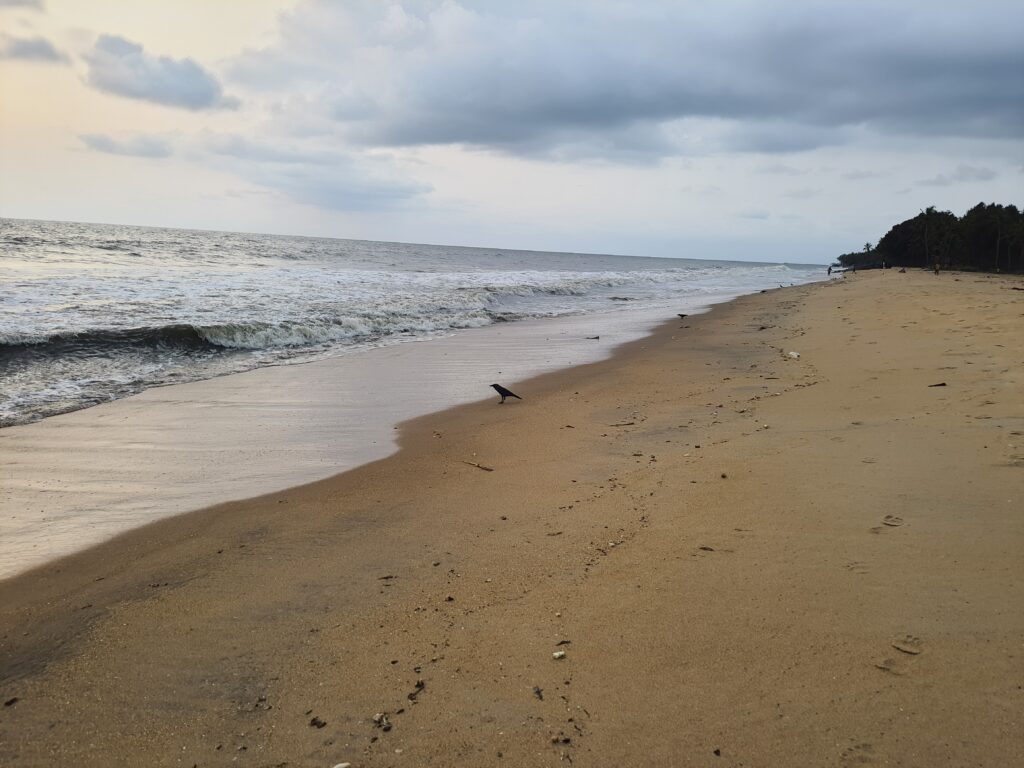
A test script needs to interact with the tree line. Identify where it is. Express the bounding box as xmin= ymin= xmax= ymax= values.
xmin=836 ymin=203 xmax=1024 ymax=273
